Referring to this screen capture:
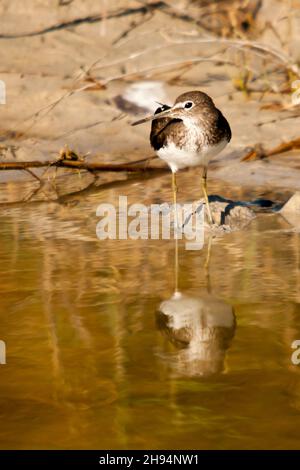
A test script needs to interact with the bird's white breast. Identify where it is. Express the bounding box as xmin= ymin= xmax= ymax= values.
xmin=157 ymin=117 xmax=228 ymax=173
